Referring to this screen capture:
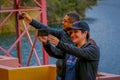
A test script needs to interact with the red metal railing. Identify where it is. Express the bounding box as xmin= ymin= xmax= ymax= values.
xmin=0 ymin=0 xmax=49 ymax=66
